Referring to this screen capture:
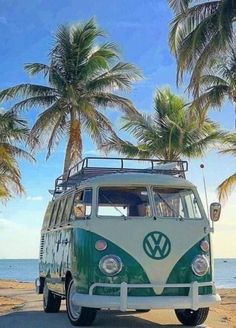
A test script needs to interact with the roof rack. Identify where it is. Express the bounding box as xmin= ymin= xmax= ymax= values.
xmin=52 ymin=157 xmax=188 ymax=196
